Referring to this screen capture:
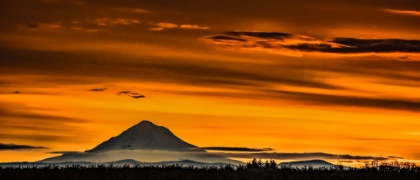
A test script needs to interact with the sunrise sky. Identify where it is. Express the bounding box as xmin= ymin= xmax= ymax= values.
xmin=1 ymin=0 xmax=420 ymax=166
